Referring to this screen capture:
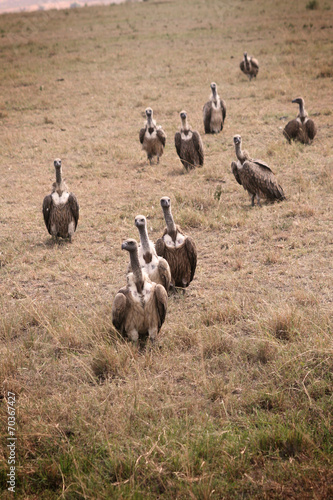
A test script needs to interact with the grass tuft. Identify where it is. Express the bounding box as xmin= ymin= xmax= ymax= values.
xmin=306 ymin=0 xmax=319 ymax=9
xmin=267 ymin=308 xmax=300 ymax=341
